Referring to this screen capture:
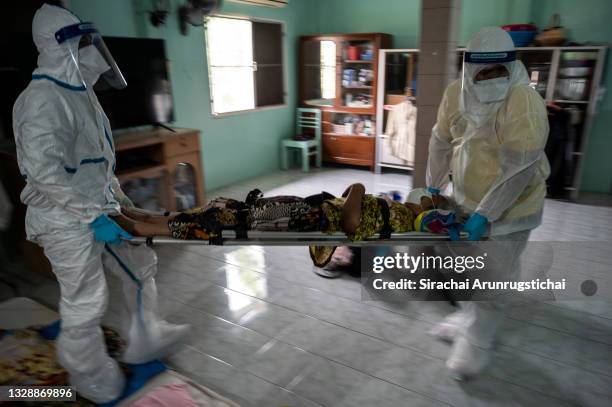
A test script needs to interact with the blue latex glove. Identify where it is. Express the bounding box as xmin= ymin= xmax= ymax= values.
xmin=426 ymin=186 xmax=441 ymax=195
xmin=91 ymin=214 xmax=133 ymax=245
xmin=463 ymin=213 xmax=488 ymax=241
